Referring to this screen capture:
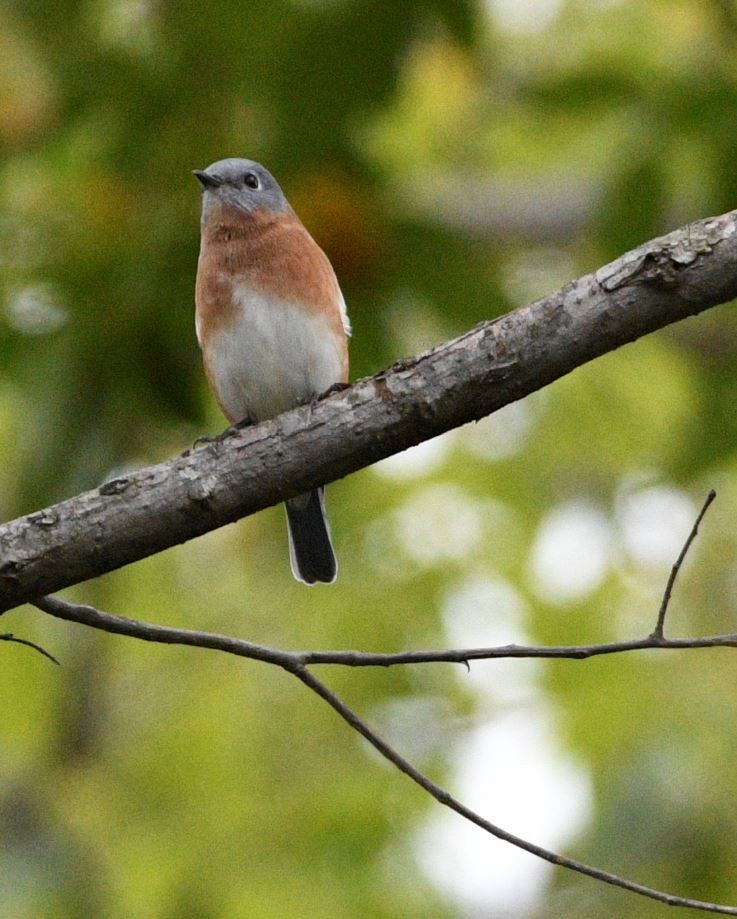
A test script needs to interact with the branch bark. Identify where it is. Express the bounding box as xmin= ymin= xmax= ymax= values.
xmin=1 ymin=211 xmax=737 ymax=610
